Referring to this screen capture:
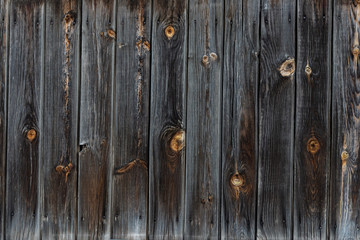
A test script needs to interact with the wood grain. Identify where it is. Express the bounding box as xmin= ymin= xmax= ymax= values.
xmin=5 ymin=0 xmax=44 ymax=239
xmin=41 ymin=1 xmax=80 ymax=239
xmin=111 ymin=0 xmax=151 ymax=239
xmin=293 ymin=0 xmax=331 ymax=239
xmin=256 ymin=0 xmax=296 ymax=239
xmin=78 ymin=0 xmax=115 ymax=239
xmin=221 ymin=0 xmax=259 ymax=239
xmin=330 ymin=0 xmax=360 ymax=239
xmin=184 ymin=0 xmax=224 ymax=239
xmin=148 ymin=0 xmax=187 ymax=239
